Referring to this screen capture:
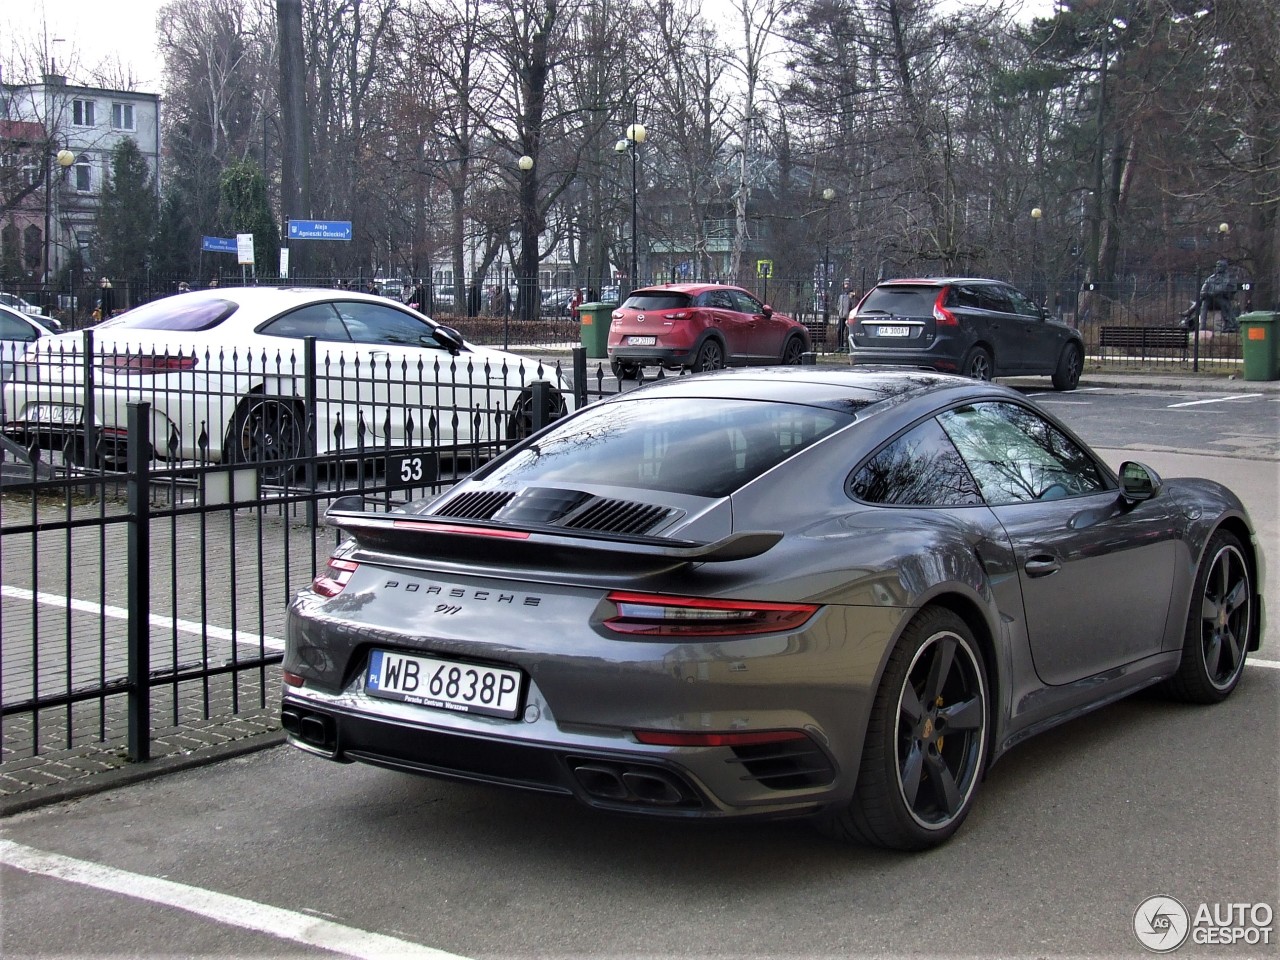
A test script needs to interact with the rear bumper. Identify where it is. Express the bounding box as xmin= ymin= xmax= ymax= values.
xmin=847 ymin=342 xmax=963 ymax=372
xmin=281 ymin=689 xmax=837 ymax=820
xmin=607 ymin=345 xmax=696 ymax=369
